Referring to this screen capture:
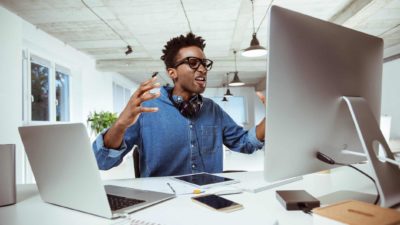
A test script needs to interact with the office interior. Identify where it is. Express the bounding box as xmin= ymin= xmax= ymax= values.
xmin=0 ymin=0 xmax=400 ymax=186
